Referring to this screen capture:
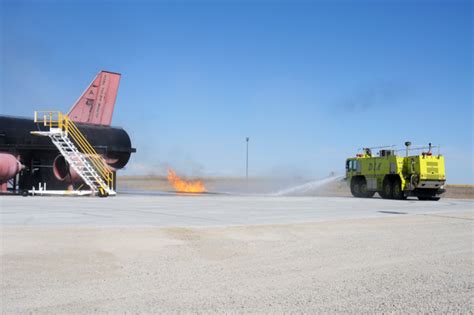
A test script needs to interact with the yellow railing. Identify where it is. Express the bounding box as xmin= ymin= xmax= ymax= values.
xmin=34 ymin=111 xmax=66 ymax=129
xmin=65 ymin=118 xmax=114 ymax=191
xmin=34 ymin=111 xmax=114 ymax=192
